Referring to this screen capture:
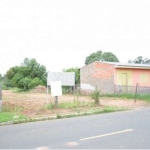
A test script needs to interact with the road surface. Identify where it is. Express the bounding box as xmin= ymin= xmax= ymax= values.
xmin=0 ymin=108 xmax=150 ymax=149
